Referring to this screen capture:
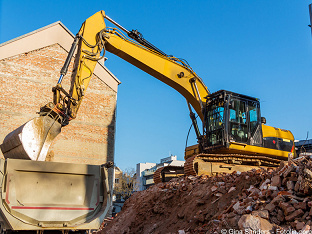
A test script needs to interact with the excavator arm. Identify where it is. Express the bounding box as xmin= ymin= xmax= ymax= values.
xmin=1 ymin=10 xmax=209 ymax=161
